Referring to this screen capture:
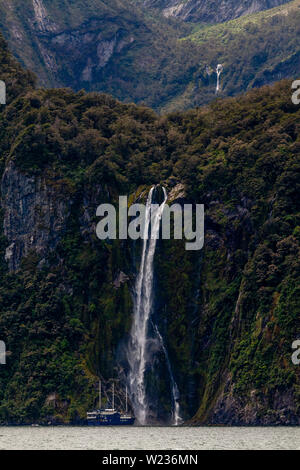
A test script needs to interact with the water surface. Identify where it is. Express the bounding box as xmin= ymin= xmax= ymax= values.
xmin=0 ymin=426 xmax=299 ymax=450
